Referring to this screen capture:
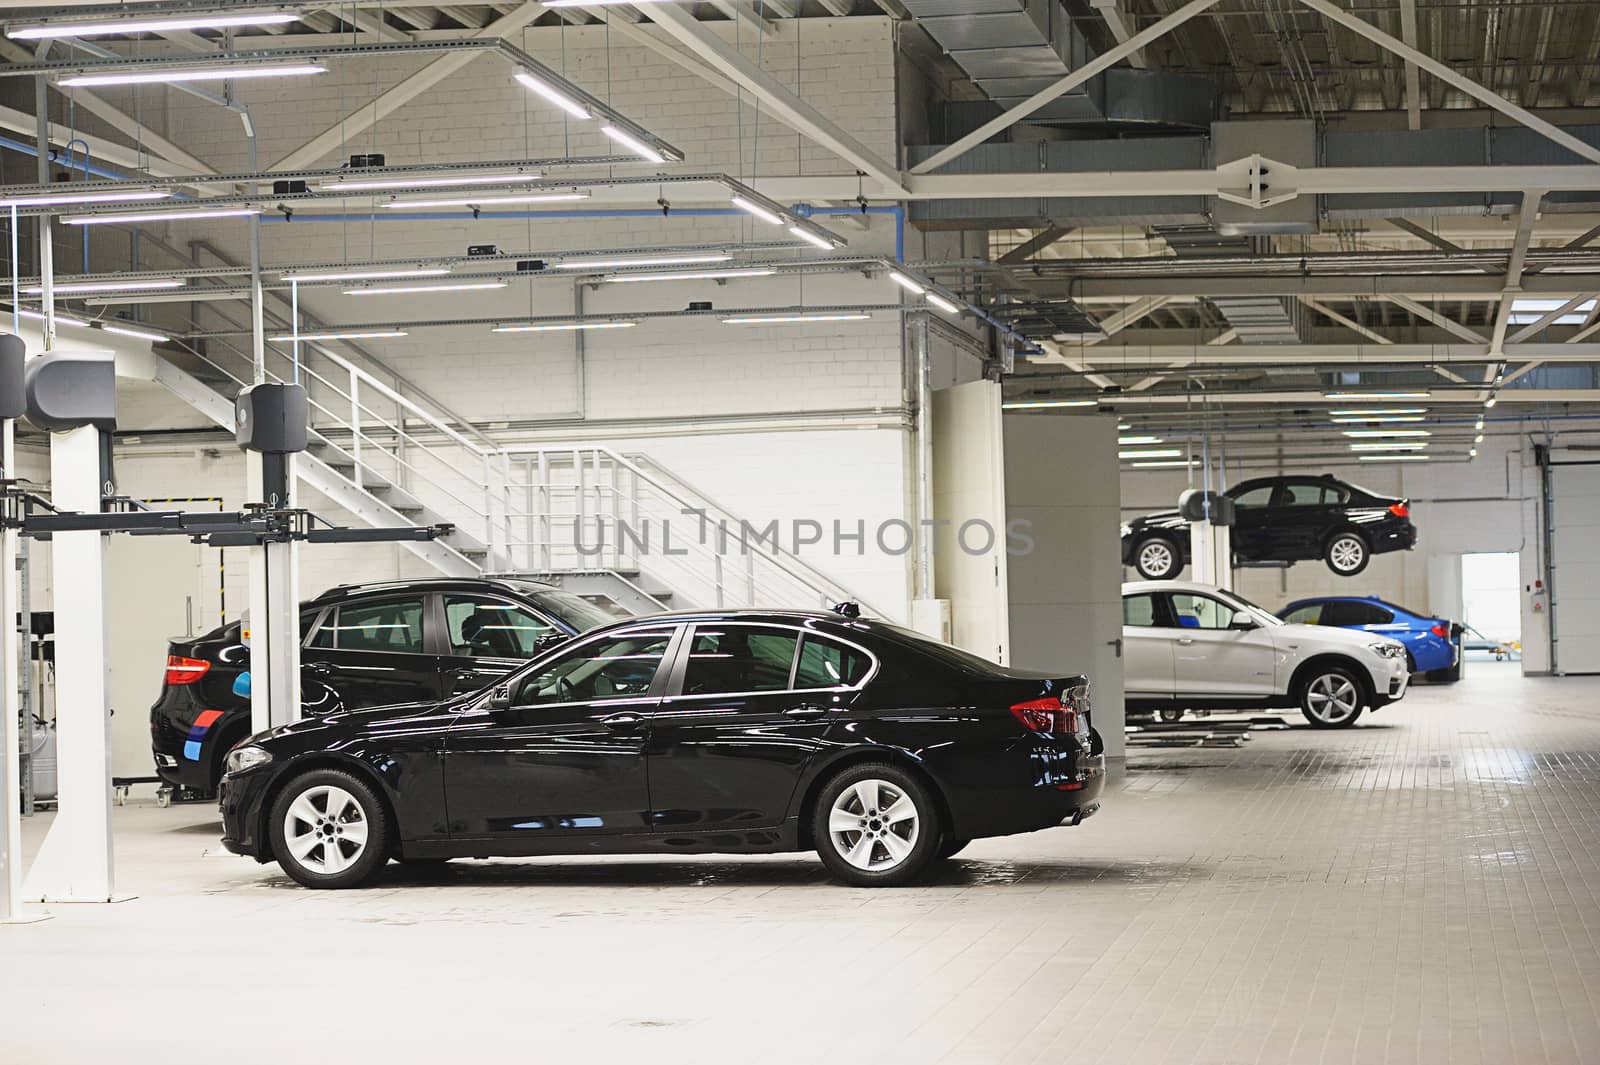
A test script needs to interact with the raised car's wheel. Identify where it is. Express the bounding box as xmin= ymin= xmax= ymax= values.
xmin=1299 ymin=666 xmax=1367 ymax=729
xmin=813 ymin=763 xmax=941 ymax=887
xmin=1325 ymin=532 xmax=1370 ymax=577
xmin=268 ymin=768 xmax=390 ymax=889
xmin=1134 ymin=536 xmax=1183 ymax=580
xmin=937 ymin=836 xmax=970 ymax=861
xmin=1158 ymin=708 xmax=1185 ymax=724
